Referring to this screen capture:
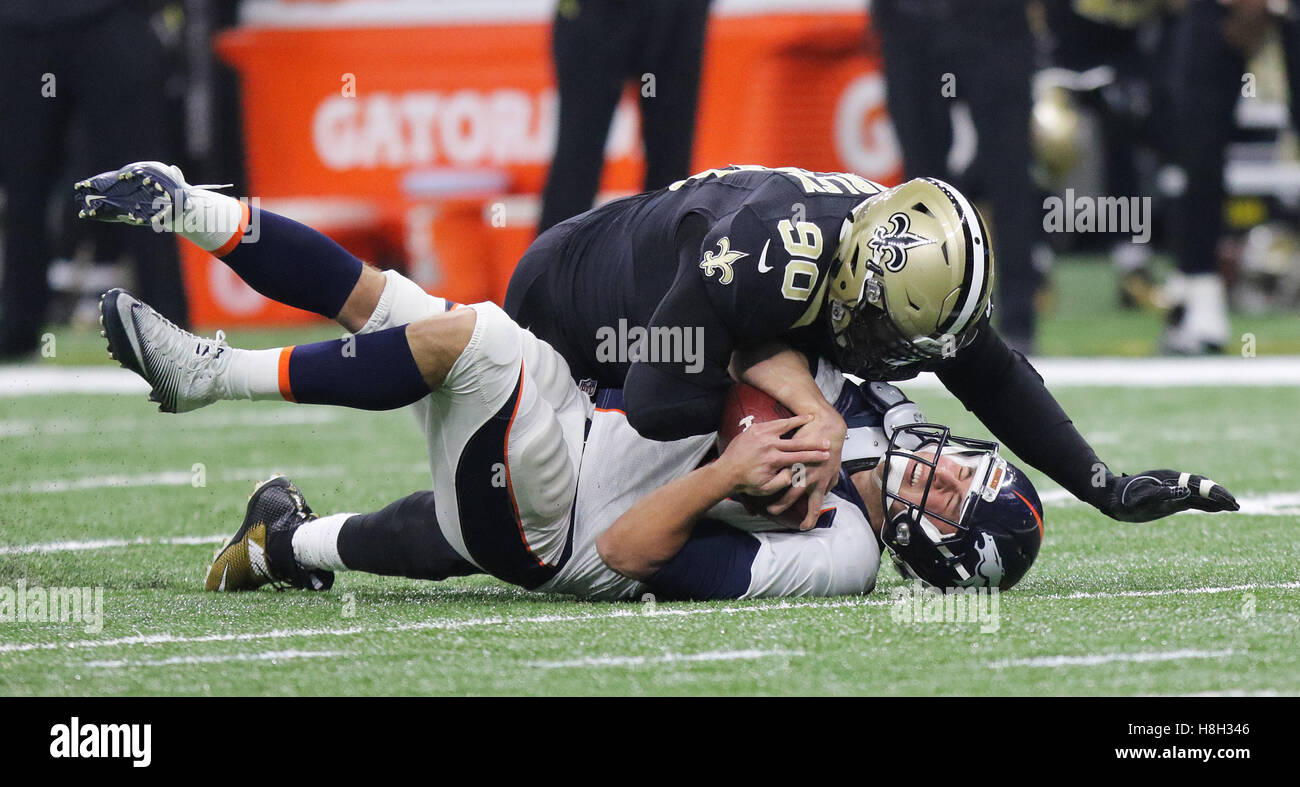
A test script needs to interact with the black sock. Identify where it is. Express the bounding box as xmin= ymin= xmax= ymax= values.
xmin=337 ymin=492 xmax=480 ymax=581
xmin=266 ymin=520 xmax=334 ymax=590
